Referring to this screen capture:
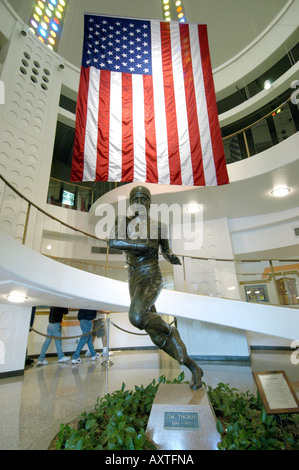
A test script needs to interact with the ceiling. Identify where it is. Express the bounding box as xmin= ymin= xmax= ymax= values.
xmin=147 ymin=160 xmax=299 ymax=221
xmin=59 ymin=0 xmax=290 ymax=71
xmin=8 ymin=0 xmax=290 ymax=71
